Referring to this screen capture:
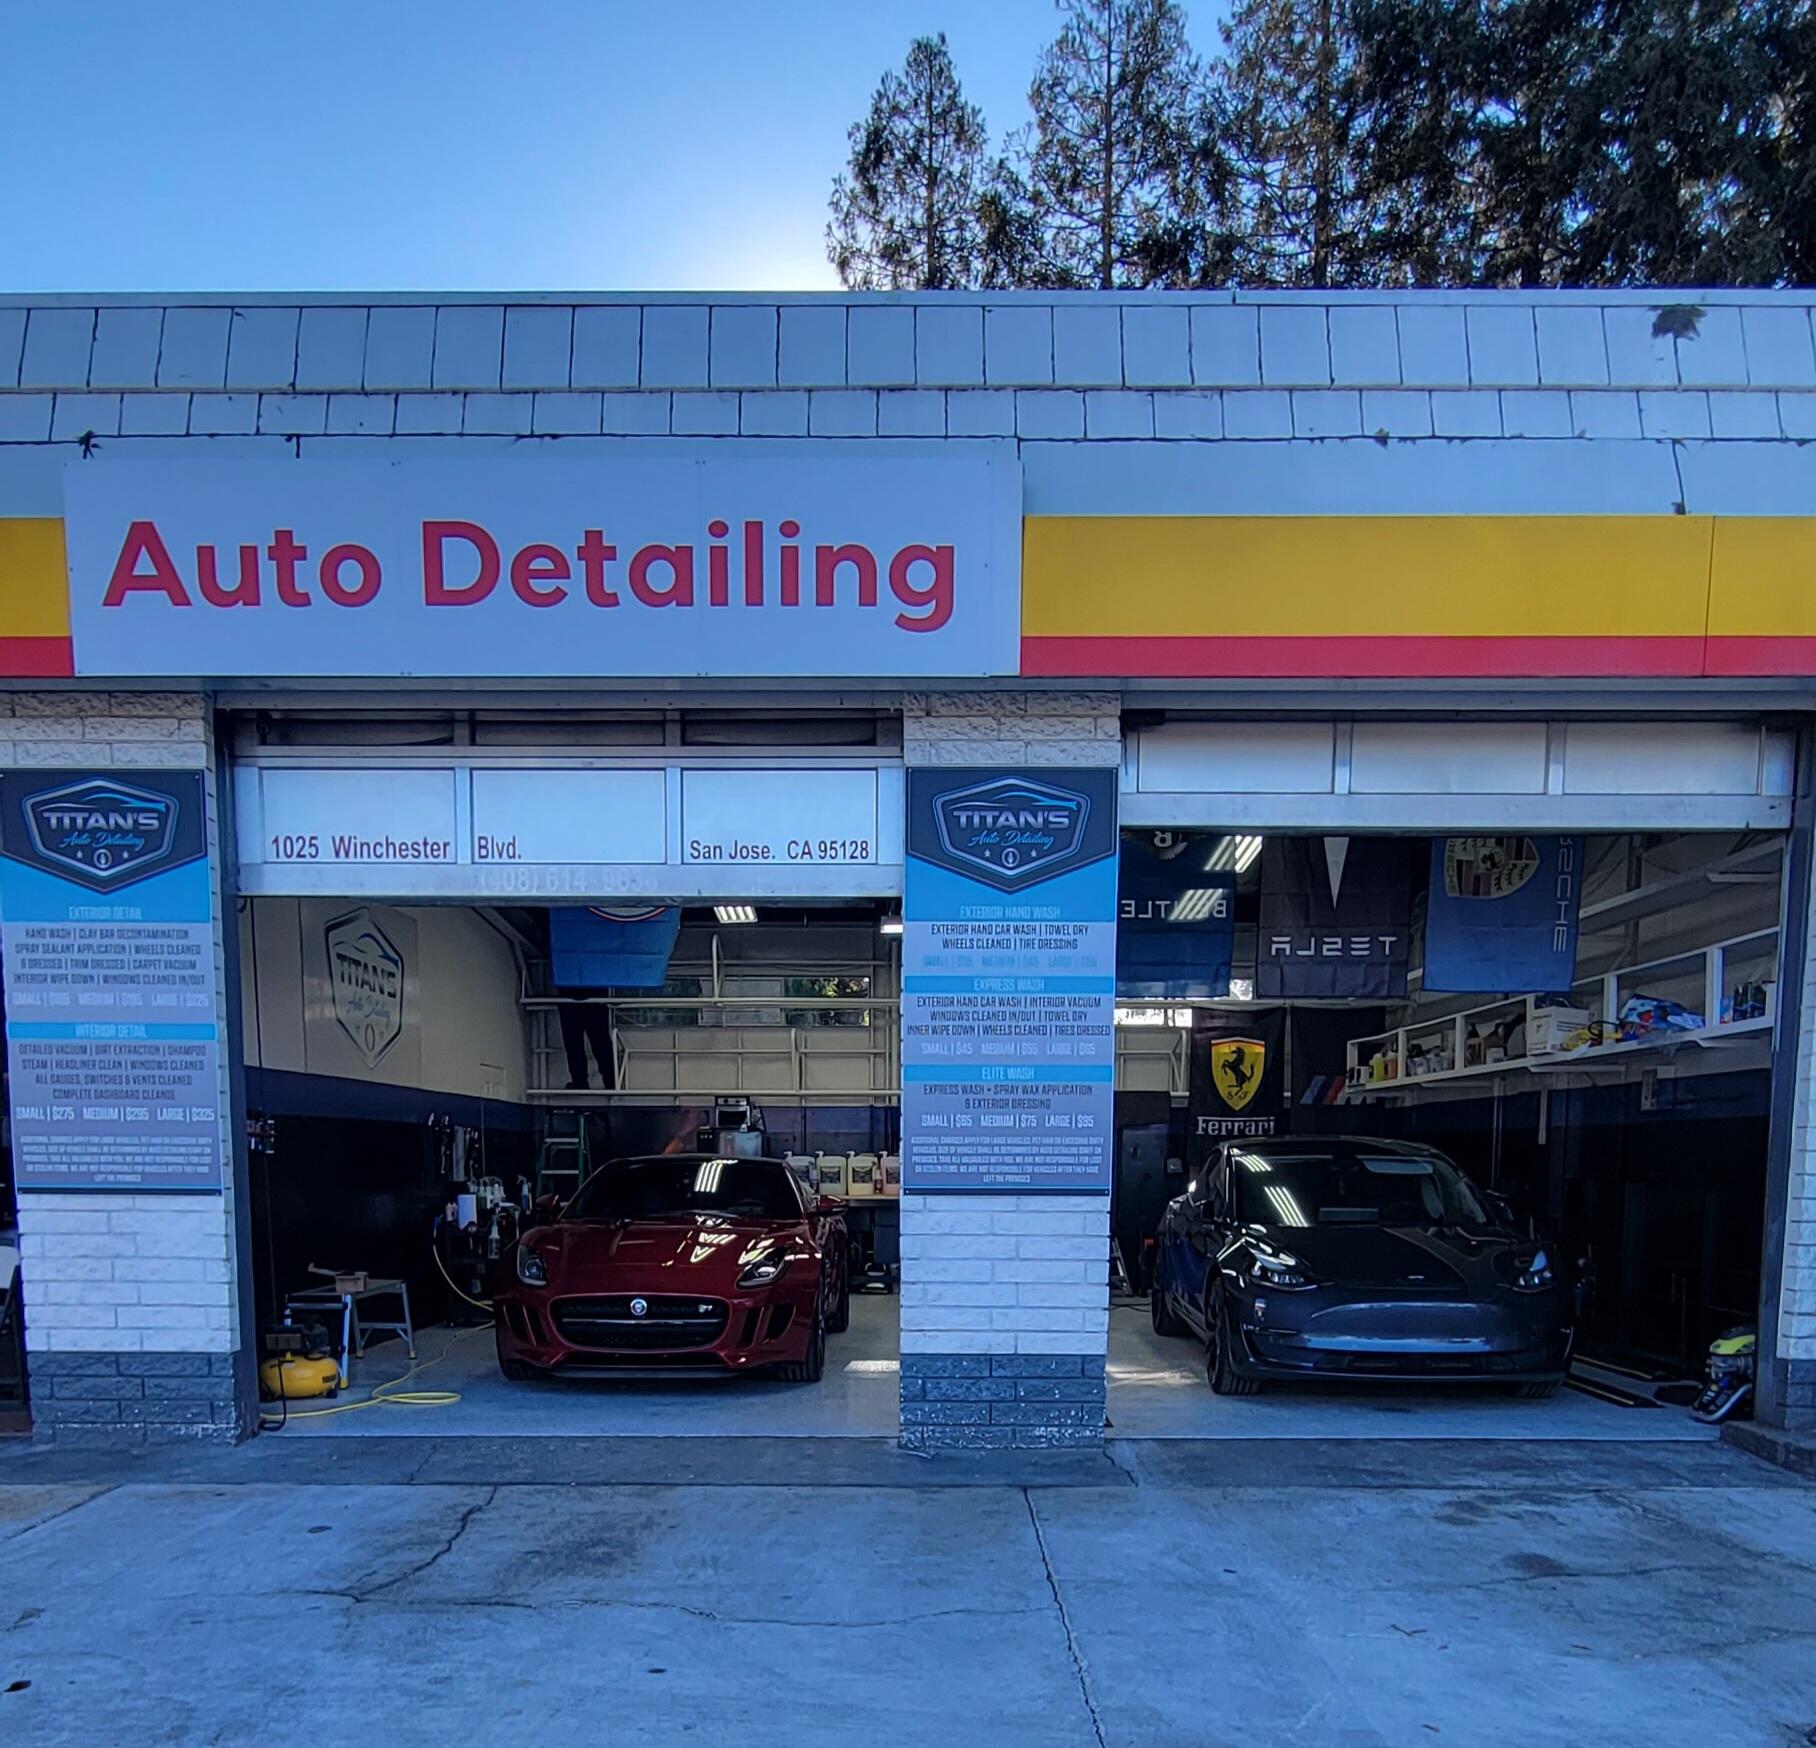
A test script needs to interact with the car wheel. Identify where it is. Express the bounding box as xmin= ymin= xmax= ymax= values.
xmin=826 ymin=1258 xmax=851 ymax=1335
xmin=778 ymin=1304 xmax=827 ymax=1384
xmin=1206 ymin=1292 xmax=1259 ymax=1397
xmin=499 ymin=1357 xmax=541 ymax=1383
xmin=1509 ymin=1379 xmax=1562 ymax=1400
xmin=1151 ymin=1275 xmax=1185 ymax=1337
